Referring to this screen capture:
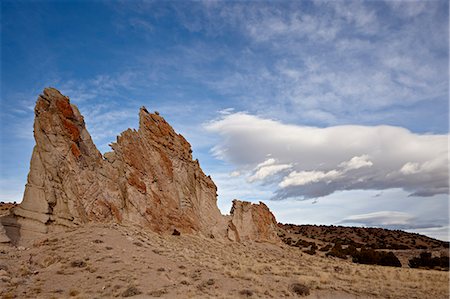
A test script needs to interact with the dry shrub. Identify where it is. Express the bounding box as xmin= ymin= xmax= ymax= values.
xmin=239 ymin=289 xmax=254 ymax=297
xmin=121 ymin=286 xmax=141 ymax=297
xmin=148 ymin=289 xmax=167 ymax=297
xmin=289 ymin=283 xmax=310 ymax=296
xmin=70 ymin=260 xmax=87 ymax=268
xmin=69 ymin=289 xmax=79 ymax=296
